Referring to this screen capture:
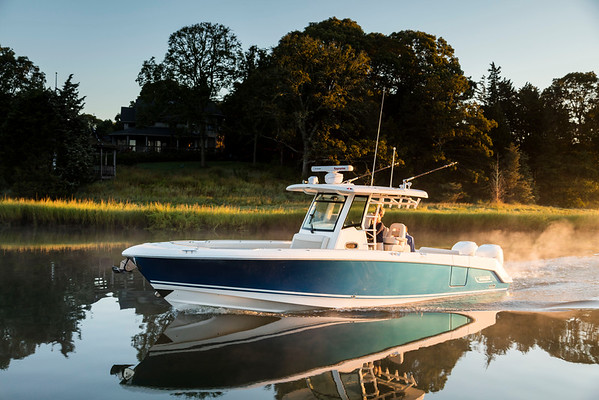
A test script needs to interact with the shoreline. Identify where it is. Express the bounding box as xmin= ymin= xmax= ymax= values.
xmin=2 ymin=197 xmax=599 ymax=233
